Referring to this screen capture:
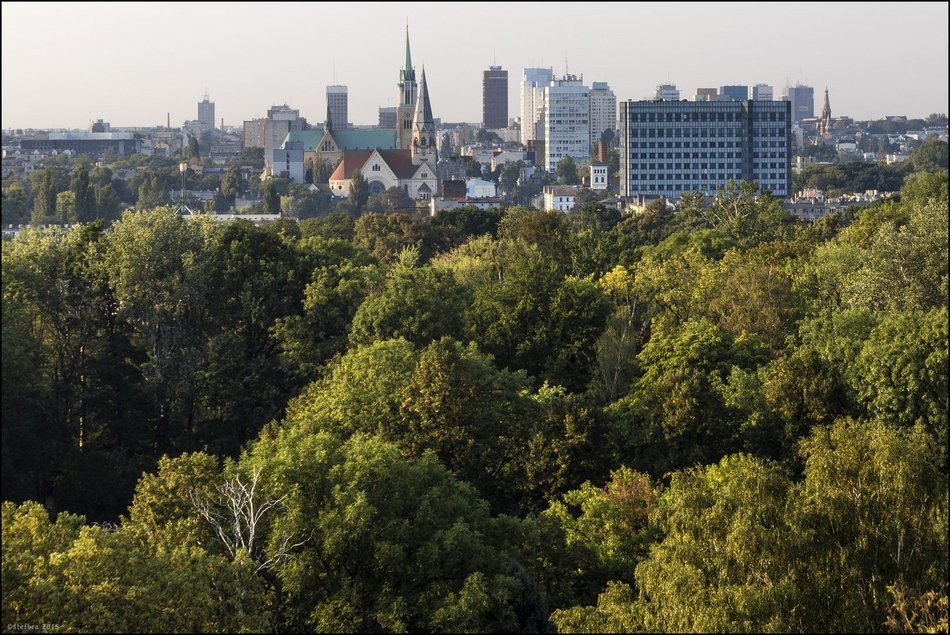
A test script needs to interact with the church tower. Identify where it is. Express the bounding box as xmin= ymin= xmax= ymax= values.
xmin=396 ymin=26 xmax=418 ymax=150
xmin=820 ymin=86 xmax=832 ymax=139
xmin=411 ymin=67 xmax=437 ymax=165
